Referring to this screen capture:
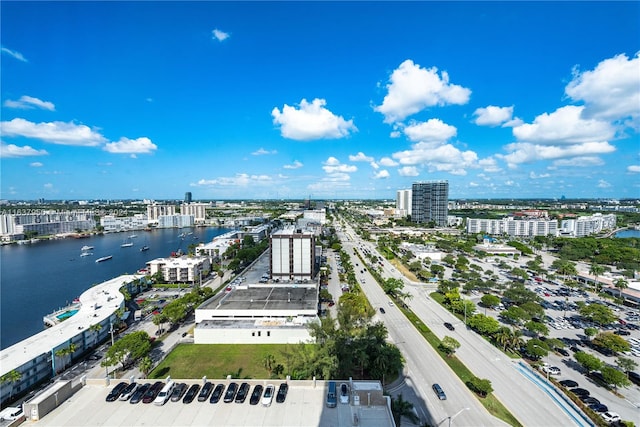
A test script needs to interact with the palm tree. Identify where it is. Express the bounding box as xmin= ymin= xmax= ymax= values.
xmin=139 ymin=356 xmax=153 ymax=378
xmin=262 ymin=354 xmax=276 ymax=377
xmin=614 ymin=278 xmax=628 ymax=299
xmin=0 ymin=370 xmax=22 ymax=400
xmin=589 ymin=263 xmax=605 ymax=293
xmin=494 ymin=327 xmax=513 ymax=352
xmin=391 ymin=394 xmax=419 ymax=426
xmin=88 ymin=323 xmax=103 ymax=347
